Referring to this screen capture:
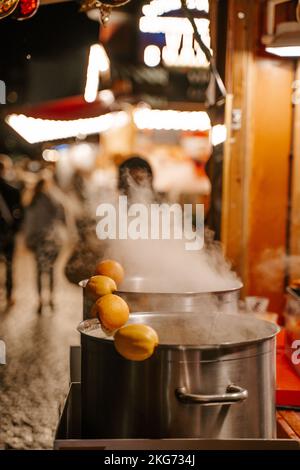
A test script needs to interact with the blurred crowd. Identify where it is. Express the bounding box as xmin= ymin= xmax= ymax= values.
xmin=0 ymin=154 xmax=107 ymax=314
xmin=0 ymin=153 xmax=157 ymax=314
